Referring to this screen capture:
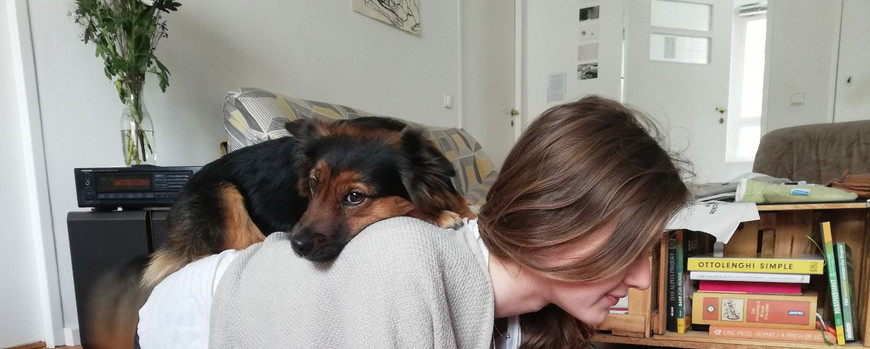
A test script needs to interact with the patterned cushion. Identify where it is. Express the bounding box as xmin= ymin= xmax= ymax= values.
xmin=223 ymin=87 xmax=498 ymax=206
